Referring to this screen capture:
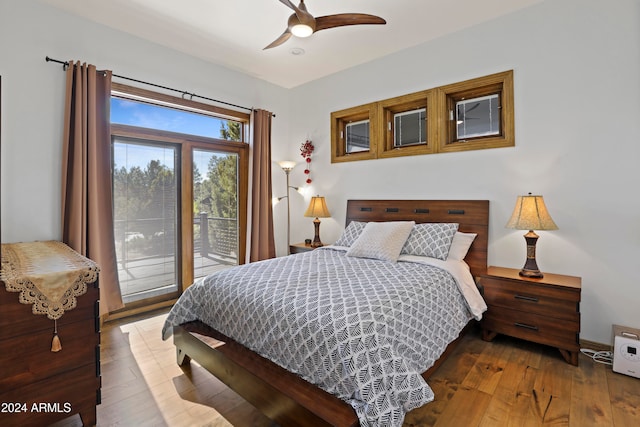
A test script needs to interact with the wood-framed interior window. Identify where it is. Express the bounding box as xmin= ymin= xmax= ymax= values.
xmin=330 ymin=70 xmax=515 ymax=163
xmin=331 ymin=103 xmax=378 ymax=163
xmin=377 ymin=90 xmax=435 ymax=159
xmin=438 ymin=70 xmax=514 ymax=153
